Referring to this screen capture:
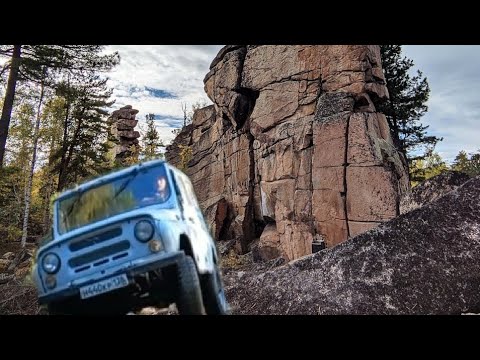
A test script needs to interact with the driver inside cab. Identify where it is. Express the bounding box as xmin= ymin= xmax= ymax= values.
xmin=141 ymin=175 xmax=170 ymax=204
